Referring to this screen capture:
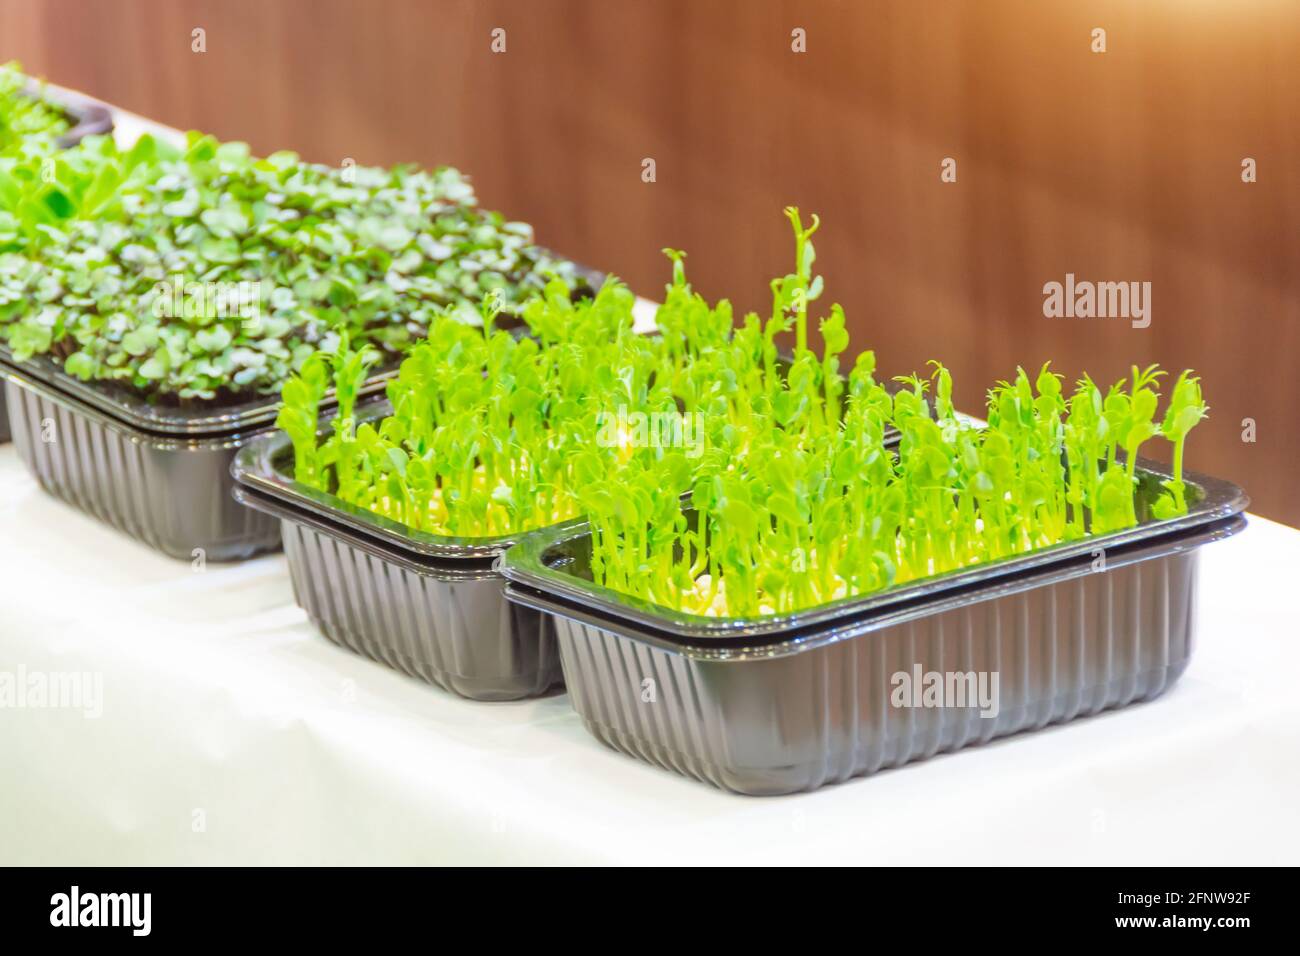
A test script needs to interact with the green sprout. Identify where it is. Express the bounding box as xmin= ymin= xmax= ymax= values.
xmin=0 ymin=63 xmax=71 ymax=160
xmin=280 ymin=208 xmax=862 ymax=542
xmin=279 ymin=279 xmax=664 ymax=536
xmin=277 ymin=207 xmax=1208 ymax=602
xmin=584 ymin=357 xmax=1208 ymax=617
xmin=1152 ymin=371 xmax=1209 ymax=519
